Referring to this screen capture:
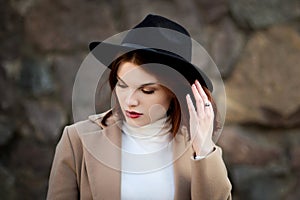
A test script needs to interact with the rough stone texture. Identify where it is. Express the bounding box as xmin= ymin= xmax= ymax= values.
xmin=232 ymin=165 xmax=295 ymax=200
xmin=0 ymin=164 xmax=15 ymax=200
xmin=52 ymin=53 xmax=84 ymax=111
xmin=286 ymin=178 xmax=300 ymax=200
xmin=0 ymin=117 xmax=14 ymax=146
xmin=195 ymin=0 xmax=229 ymax=23
xmin=225 ymin=26 xmax=300 ymax=127
xmin=23 ymin=100 xmax=67 ymax=142
xmin=9 ymin=139 xmax=54 ymax=200
xmin=0 ymin=0 xmax=23 ymax=60
xmin=210 ymin=18 xmax=245 ymax=78
xmin=0 ymin=66 xmax=16 ymax=111
xmin=229 ymin=0 xmax=300 ymax=29
xmin=25 ymin=0 xmax=116 ymax=51
xmin=287 ymin=131 xmax=300 ymax=171
xmin=290 ymin=146 xmax=300 ymax=170
xmin=219 ymin=126 xmax=283 ymax=166
xmin=18 ymin=56 xmax=55 ymax=96
xmin=9 ymin=0 xmax=38 ymax=16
